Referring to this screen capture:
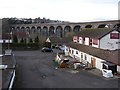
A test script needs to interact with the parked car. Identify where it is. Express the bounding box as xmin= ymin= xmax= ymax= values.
xmin=55 ymin=44 xmax=64 ymax=49
xmin=59 ymin=45 xmax=66 ymax=51
xmin=55 ymin=45 xmax=59 ymax=49
xmin=41 ymin=47 xmax=53 ymax=52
